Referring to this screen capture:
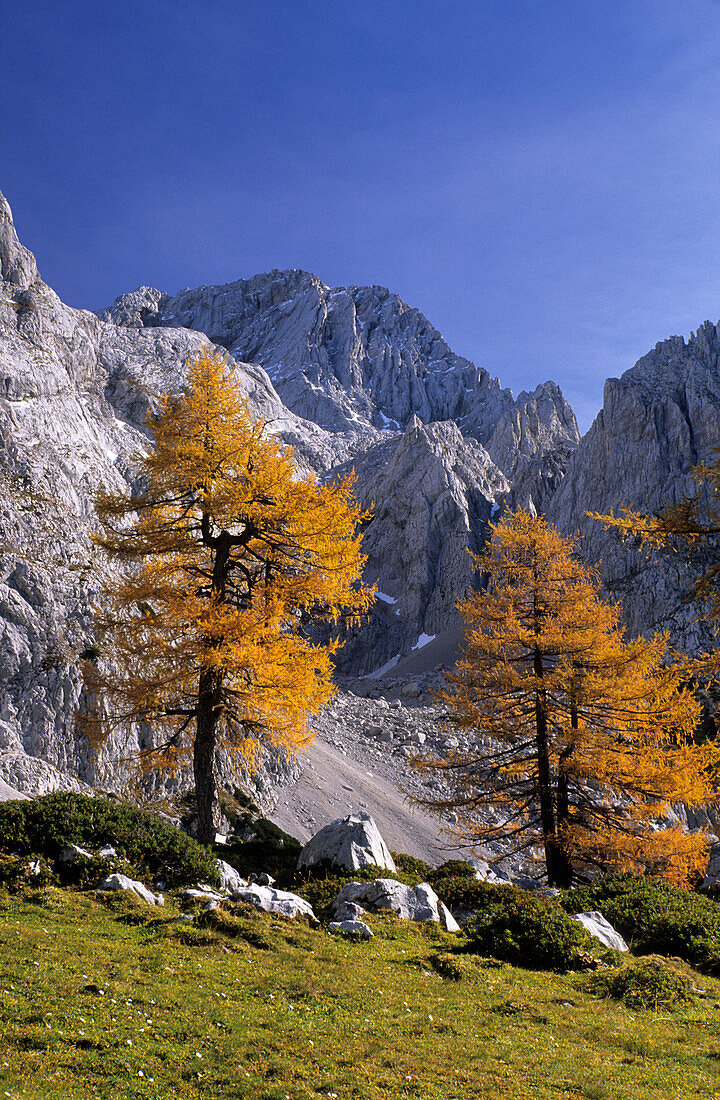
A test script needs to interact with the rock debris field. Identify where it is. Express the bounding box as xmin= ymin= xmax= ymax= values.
xmin=269 ymin=672 xmax=511 ymax=870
